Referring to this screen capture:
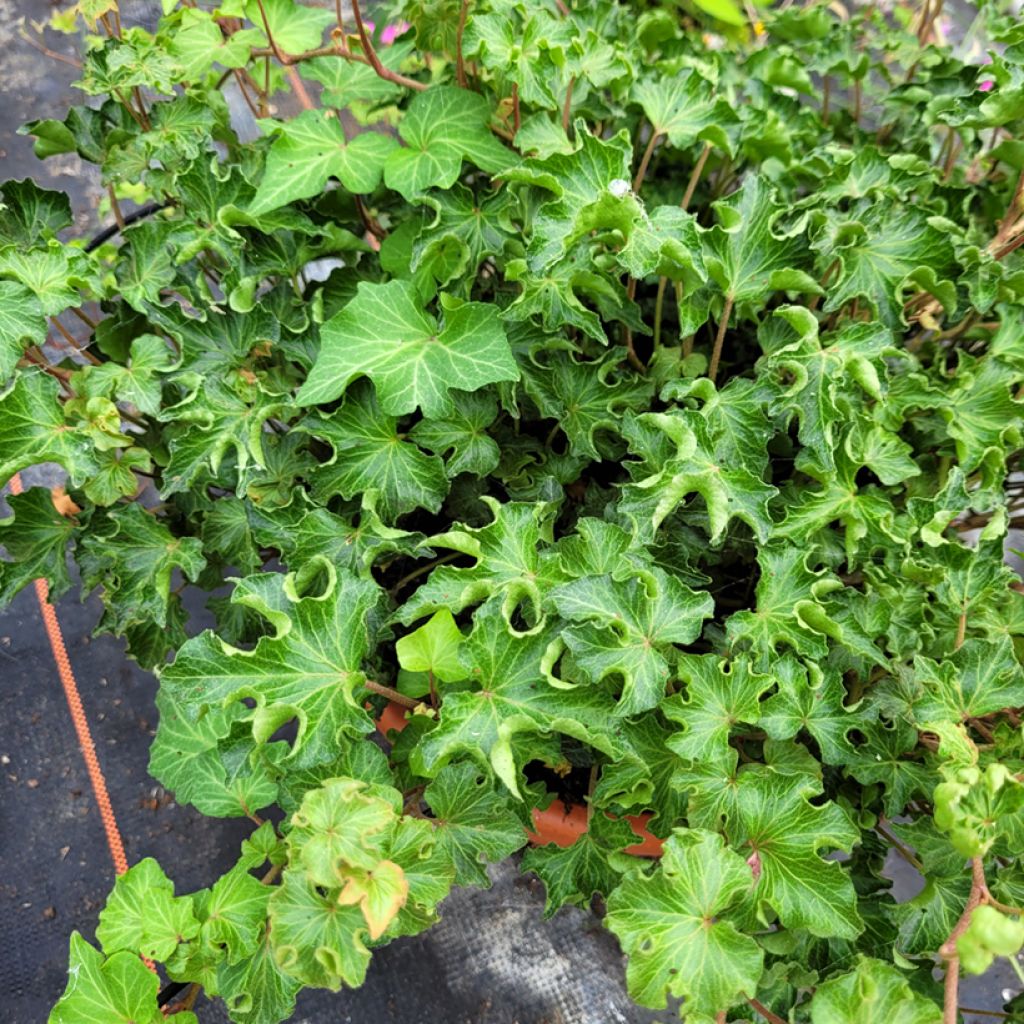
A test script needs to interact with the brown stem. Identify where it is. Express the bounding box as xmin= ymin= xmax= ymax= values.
xmin=18 ymin=31 xmax=81 ymax=68
xmin=622 ymin=279 xmax=645 ymax=374
xmin=709 ymin=293 xmax=734 ymax=384
xmin=284 ymin=66 xmax=315 ymax=110
xmin=69 ymin=307 xmax=98 ymax=330
xmin=633 ymin=129 xmax=661 ymax=193
xmin=334 ymin=0 xmax=346 ymax=34
xmin=876 ymin=822 xmax=925 ymax=872
xmin=351 ymin=0 xmax=427 ymax=91
xmin=852 ymin=78 xmax=862 ymax=126
xmin=562 ymin=77 xmax=575 ymax=133
xmin=50 ymin=317 xmax=101 ymax=366
xmin=428 ymin=669 xmax=438 ymax=710
xmin=681 ymin=142 xmax=712 ymax=211
xmin=511 ymin=82 xmax=521 ymax=135
xmin=232 ymin=67 xmax=262 ymax=118
xmin=107 ymin=185 xmax=126 ymax=231
xmin=388 ymin=551 xmax=460 ymax=597
xmin=456 ymin=0 xmax=470 ymax=87
xmin=955 ymin=605 xmax=967 ymax=651
xmin=941 ymin=858 xmax=987 ymax=1024
xmin=363 ymin=679 xmax=420 ymax=710
xmin=748 ymin=997 xmax=788 ymax=1024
